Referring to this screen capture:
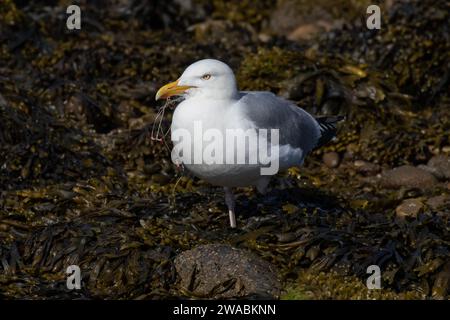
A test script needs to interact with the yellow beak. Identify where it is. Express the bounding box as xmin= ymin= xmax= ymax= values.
xmin=155 ymin=79 xmax=194 ymax=100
